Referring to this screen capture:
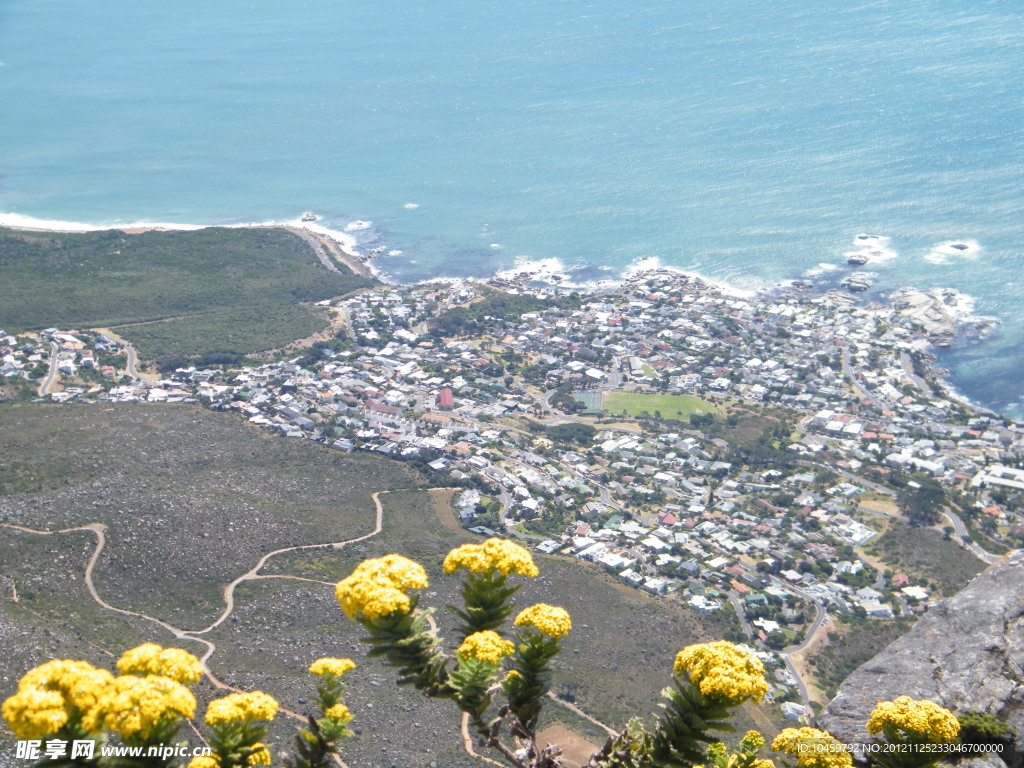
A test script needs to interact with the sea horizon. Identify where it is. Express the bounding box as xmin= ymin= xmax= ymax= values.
xmin=1 ymin=0 xmax=1021 ymax=416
